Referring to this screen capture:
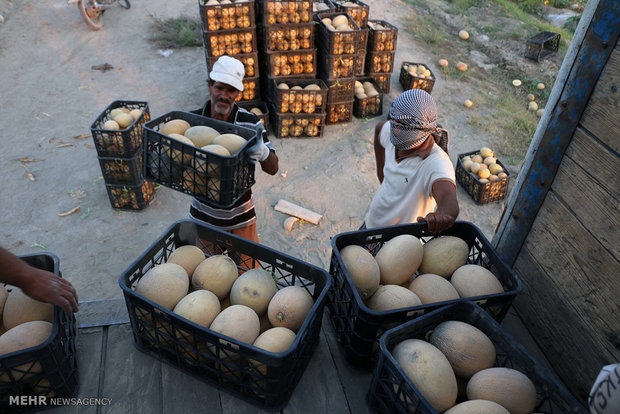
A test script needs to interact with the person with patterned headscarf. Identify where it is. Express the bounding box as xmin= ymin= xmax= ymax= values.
xmin=363 ymin=89 xmax=459 ymax=232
